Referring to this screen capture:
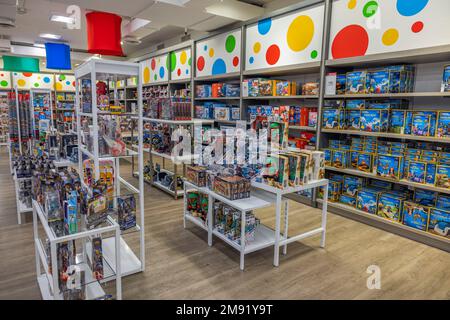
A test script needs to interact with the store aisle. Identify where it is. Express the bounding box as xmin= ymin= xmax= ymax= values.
xmin=0 ymin=151 xmax=449 ymax=299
